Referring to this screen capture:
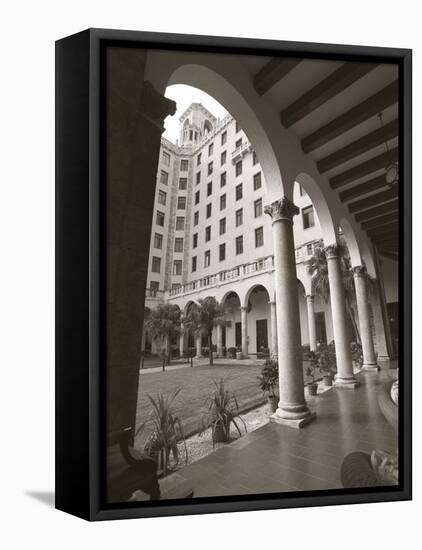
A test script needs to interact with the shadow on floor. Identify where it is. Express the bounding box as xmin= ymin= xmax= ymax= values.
xmin=25 ymin=491 xmax=55 ymax=508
